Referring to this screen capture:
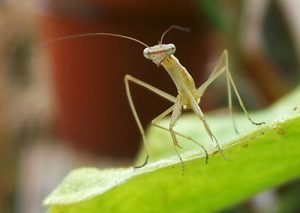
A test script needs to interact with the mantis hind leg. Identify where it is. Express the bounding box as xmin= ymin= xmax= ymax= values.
xmin=223 ymin=51 xmax=265 ymax=126
xmin=197 ymin=50 xmax=265 ymax=134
